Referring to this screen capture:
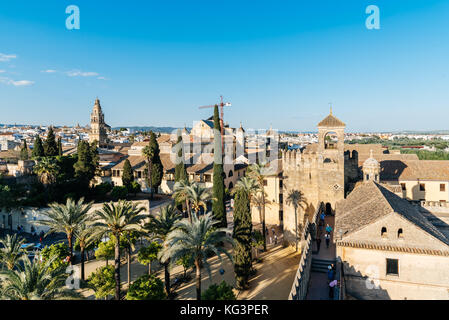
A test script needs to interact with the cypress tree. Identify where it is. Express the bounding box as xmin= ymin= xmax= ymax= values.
xmin=212 ymin=105 xmax=227 ymax=228
xmin=149 ymin=131 xmax=163 ymax=197
xmin=174 ymin=129 xmax=187 ymax=182
xmin=32 ymin=135 xmax=45 ymax=158
xmin=44 ymin=126 xmax=58 ymax=156
xmin=57 ymin=137 xmax=63 ymax=157
xmin=122 ymin=159 xmax=134 ymax=188
xmin=20 ymin=140 xmax=29 ymax=160
xmin=233 ymin=188 xmax=252 ymax=289
xmin=74 ymin=140 xmax=97 ymax=186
